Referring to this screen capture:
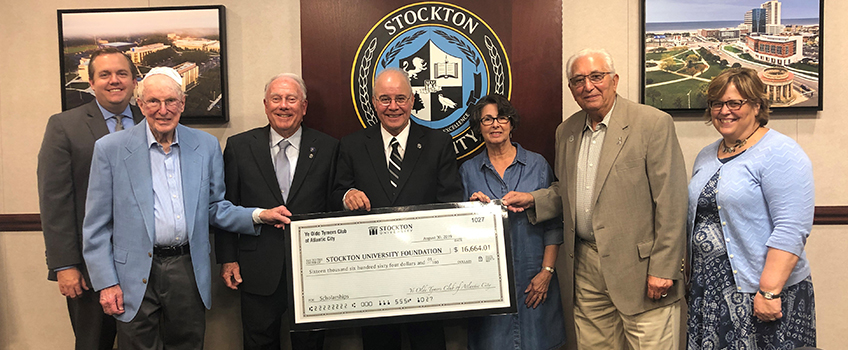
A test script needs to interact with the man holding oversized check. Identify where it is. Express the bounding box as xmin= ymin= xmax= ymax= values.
xmin=331 ymin=67 xmax=464 ymax=350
